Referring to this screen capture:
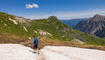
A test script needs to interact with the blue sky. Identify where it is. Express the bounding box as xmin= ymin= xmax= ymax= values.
xmin=0 ymin=0 xmax=105 ymax=19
